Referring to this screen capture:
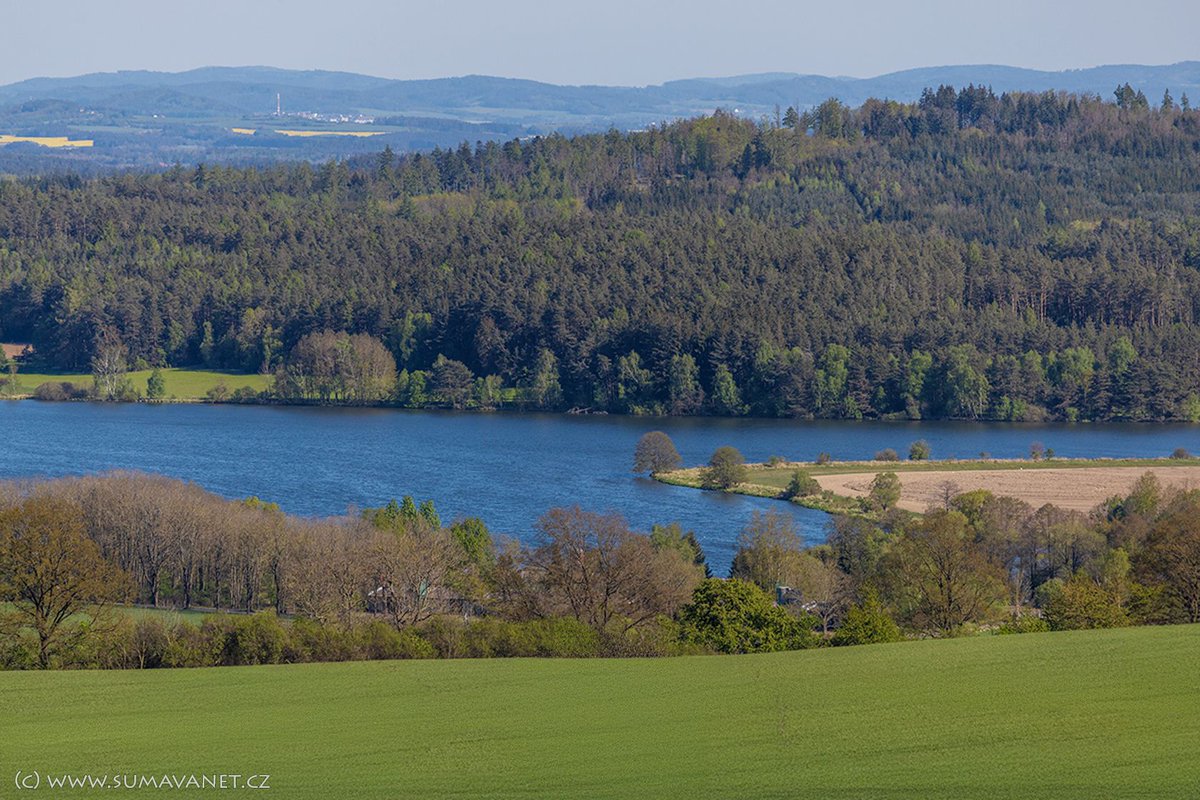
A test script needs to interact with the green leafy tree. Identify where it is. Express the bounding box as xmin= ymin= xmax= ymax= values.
xmin=528 ymin=348 xmax=562 ymax=409
xmin=431 ymin=355 xmax=475 ymax=409
xmin=678 ymin=578 xmax=817 ymax=654
xmin=784 ymin=469 xmax=820 ymax=499
xmin=649 ymin=522 xmax=708 ymax=576
xmin=885 ymin=509 xmax=1005 ymax=633
xmin=869 ymin=471 xmax=902 ymax=511
xmin=667 ymin=354 xmax=704 ymax=414
xmin=450 ymin=517 xmax=494 ymax=567
xmin=729 ymin=510 xmax=804 ymax=590
xmin=702 ymin=446 xmax=748 ymax=490
xmin=146 ymin=368 xmax=166 ymax=400
xmin=710 ymin=364 xmax=747 ymax=416
xmin=908 ymin=440 xmax=931 ymax=460
xmin=1041 ymin=572 xmax=1129 ymax=630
